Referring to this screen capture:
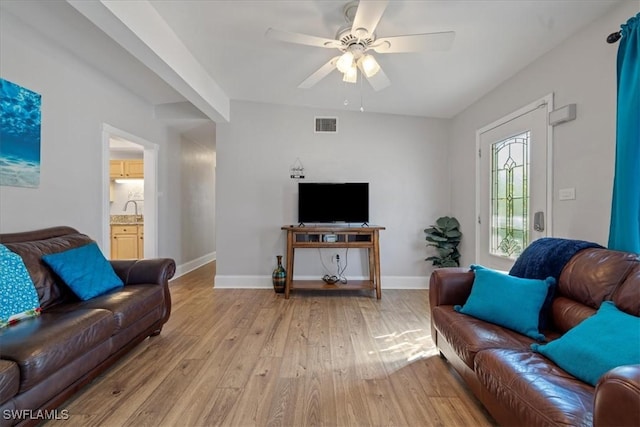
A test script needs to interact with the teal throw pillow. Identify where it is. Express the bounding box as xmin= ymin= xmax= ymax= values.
xmin=454 ymin=265 xmax=554 ymax=341
xmin=532 ymin=301 xmax=640 ymax=386
xmin=0 ymin=244 xmax=41 ymax=328
xmin=42 ymin=242 xmax=124 ymax=301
